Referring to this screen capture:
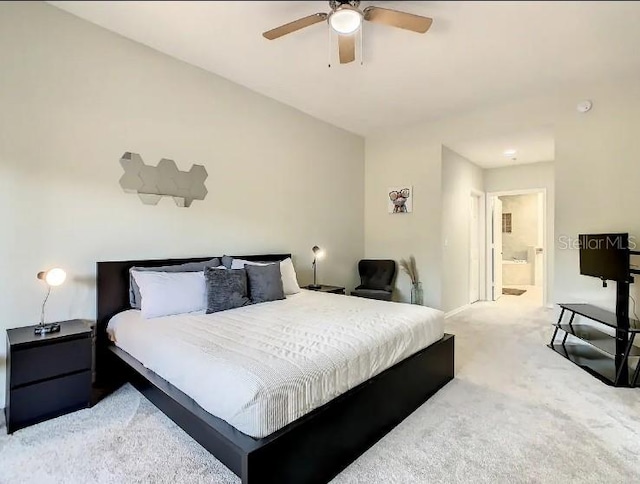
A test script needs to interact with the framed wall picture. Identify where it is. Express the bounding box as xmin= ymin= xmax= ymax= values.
xmin=388 ymin=186 xmax=413 ymax=214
